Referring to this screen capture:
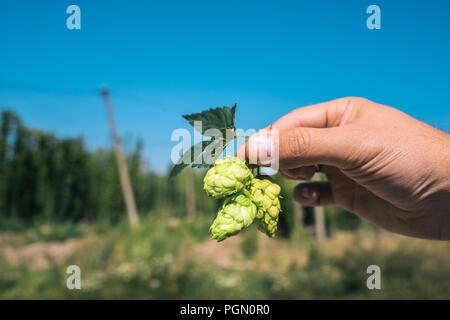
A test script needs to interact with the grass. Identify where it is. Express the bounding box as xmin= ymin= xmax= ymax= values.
xmin=0 ymin=214 xmax=449 ymax=299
